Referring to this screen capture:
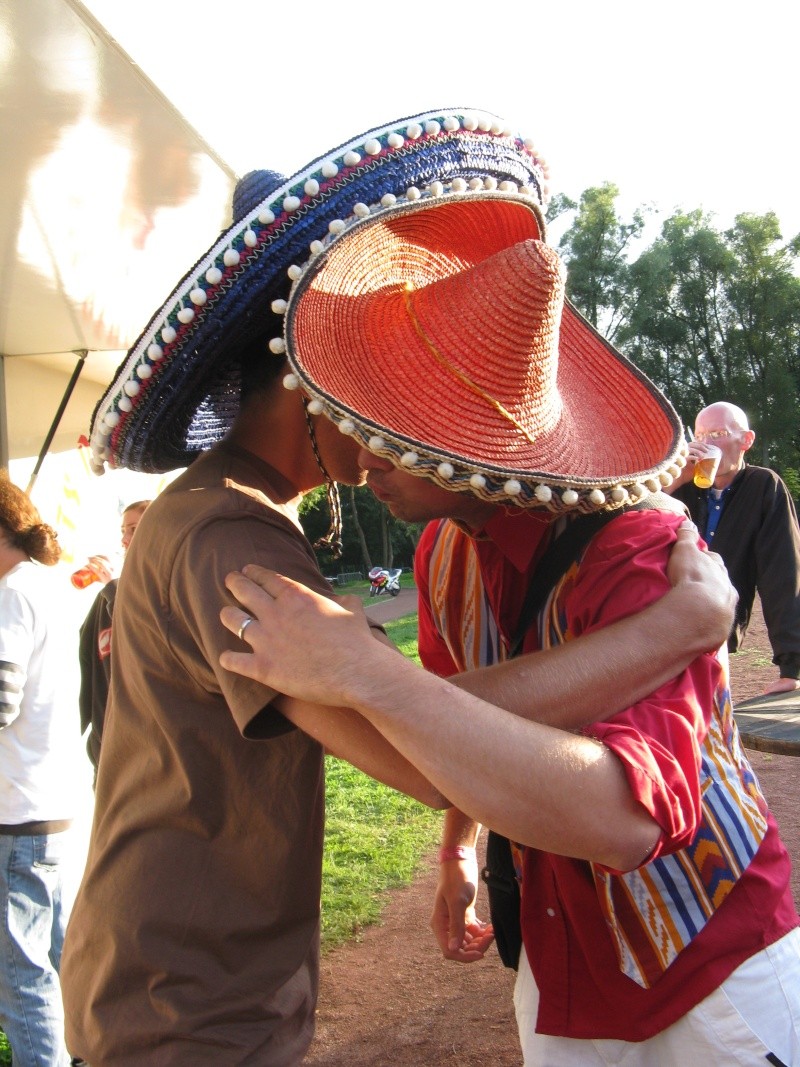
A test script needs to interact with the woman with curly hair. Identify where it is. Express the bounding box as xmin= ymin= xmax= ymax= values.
xmin=0 ymin=471 xmax=77 ymax=1066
